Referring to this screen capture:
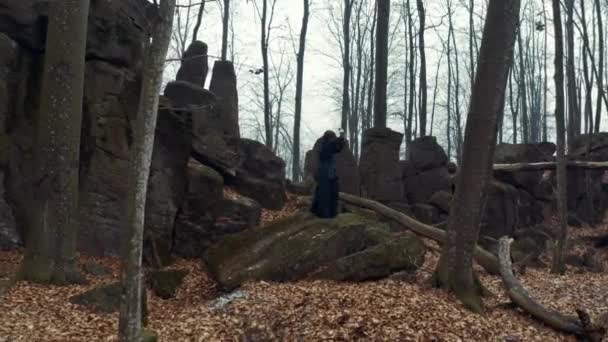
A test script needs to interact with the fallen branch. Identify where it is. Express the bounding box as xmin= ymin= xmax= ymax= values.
xmin=493 ymin=161 xmax=608 ymax=172
xmin=338 ymin=192 xmax=500 ymax=275
xmin=498 ymin=237 xmax=605 ymax=340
